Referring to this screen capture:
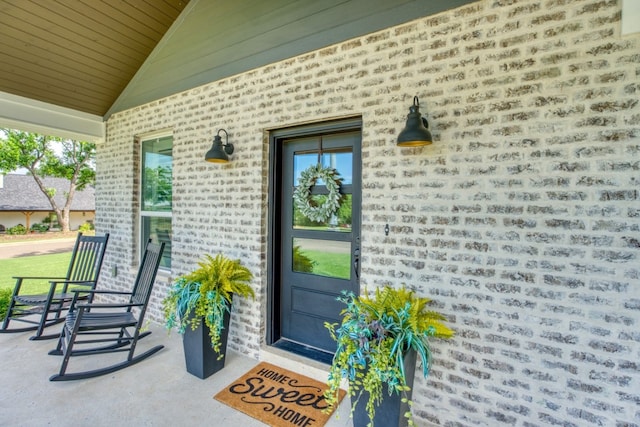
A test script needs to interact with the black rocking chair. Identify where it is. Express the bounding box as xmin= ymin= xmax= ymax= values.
xmin=48 ymin=240 xmax=165 ymax=381
xmin=0 ymin=232 xmax=109 ymax=340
